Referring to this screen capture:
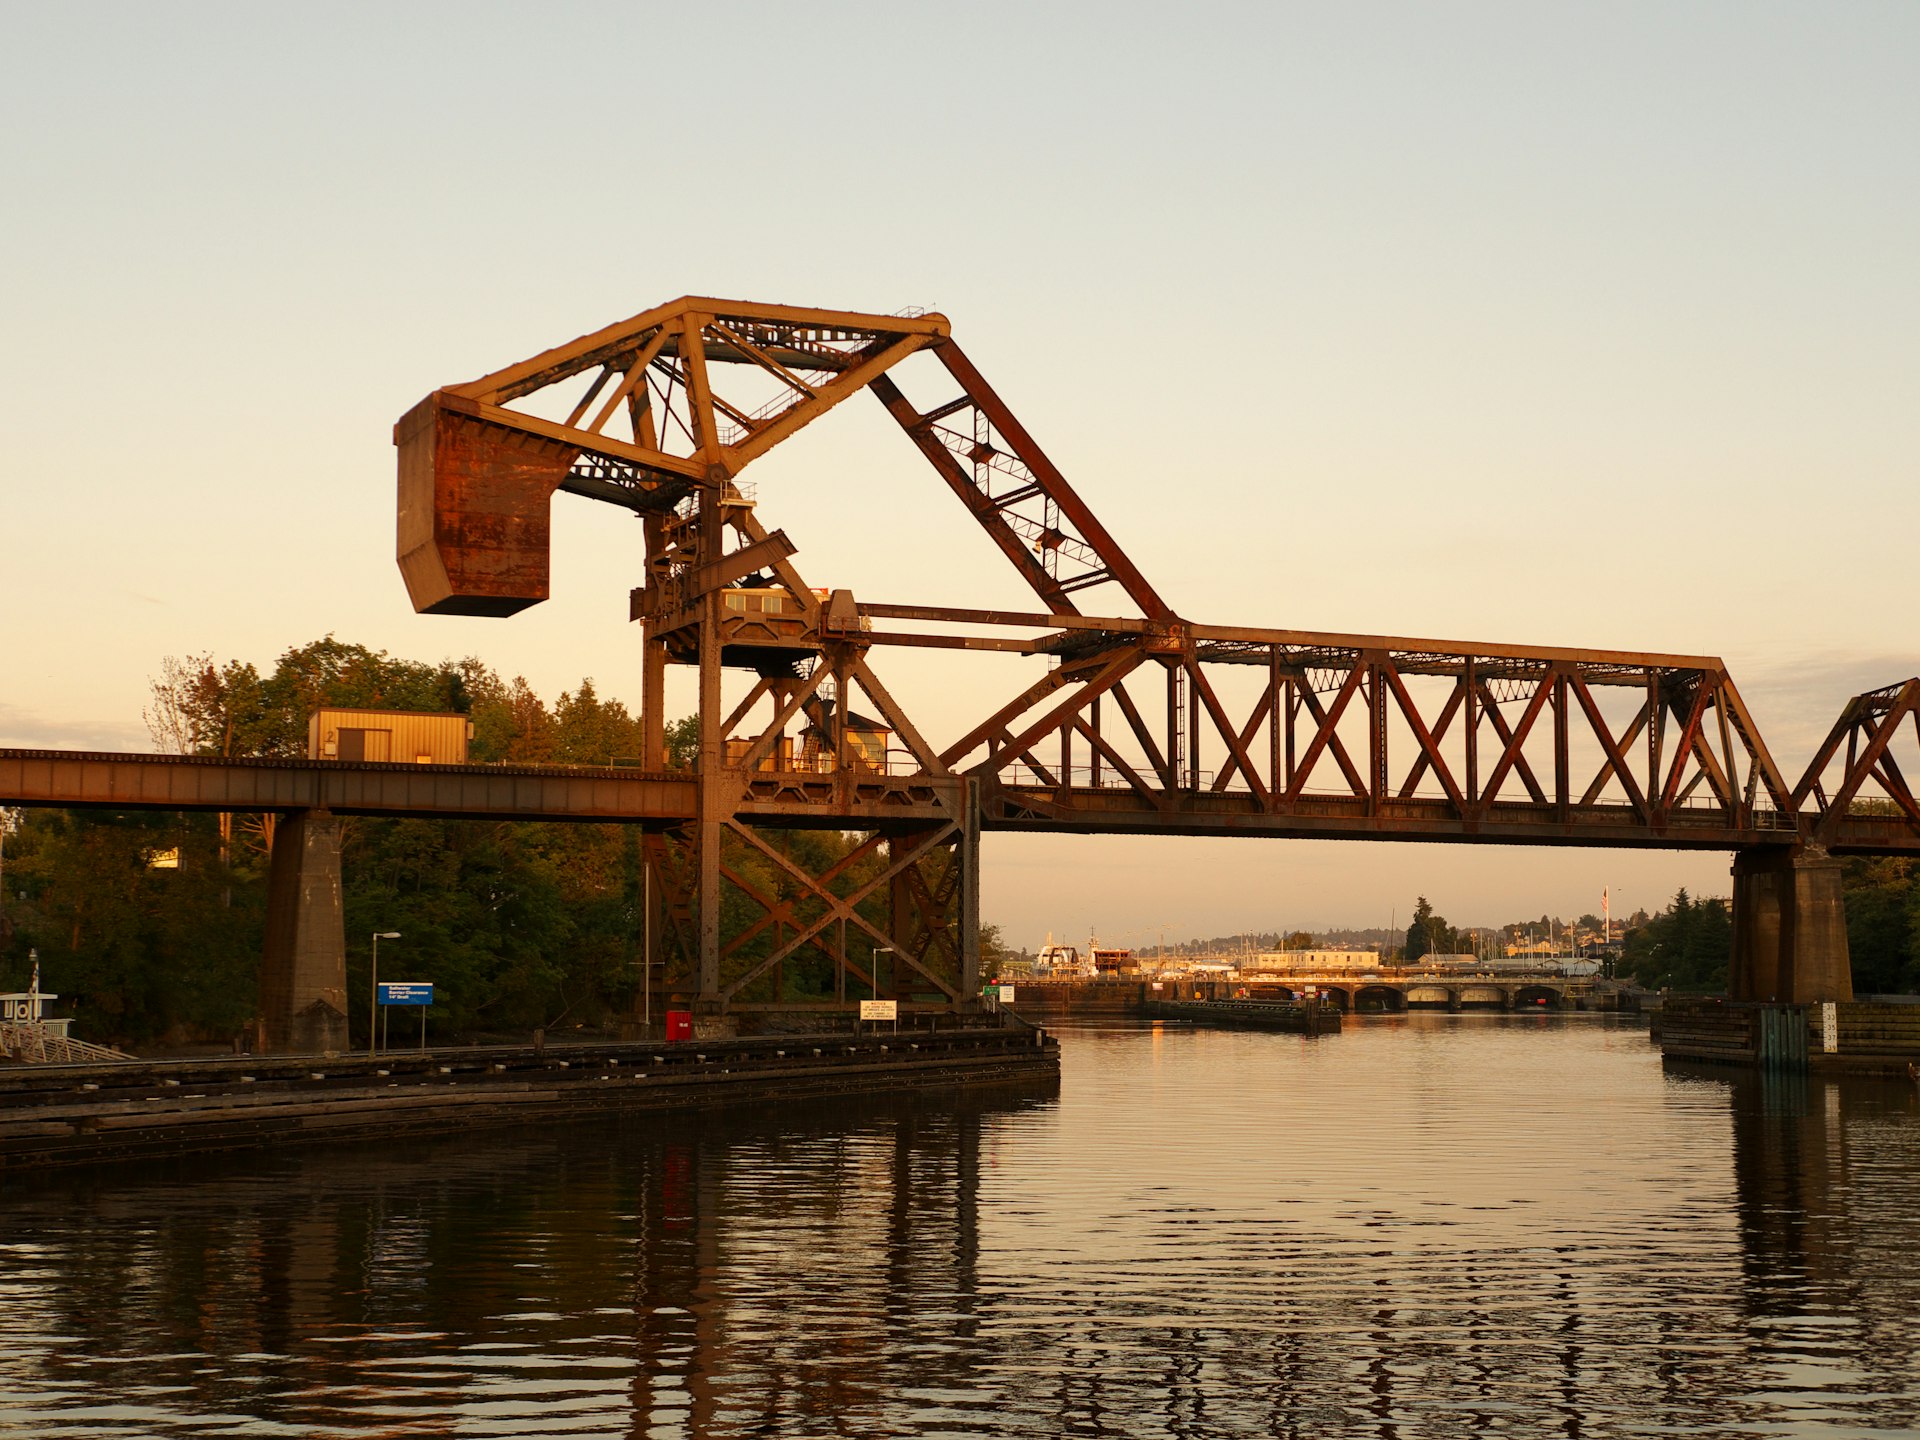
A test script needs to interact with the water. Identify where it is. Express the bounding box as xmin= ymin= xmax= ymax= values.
xmin=1 ymin=1015 xmax=1918 ymax=1438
